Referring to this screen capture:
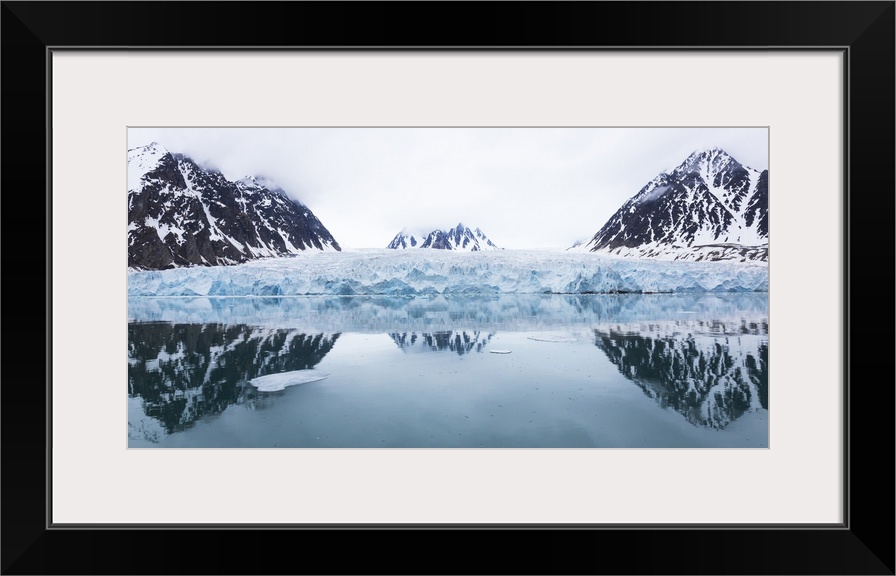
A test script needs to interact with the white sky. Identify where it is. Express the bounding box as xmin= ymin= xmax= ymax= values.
xmin=128 ymin=127 xmax=768 ymax=250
